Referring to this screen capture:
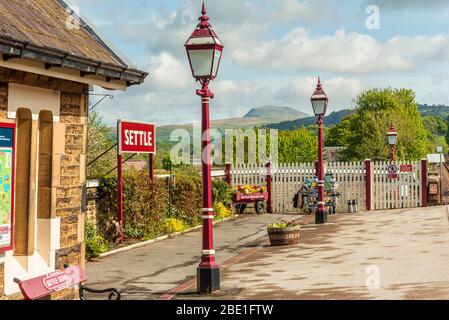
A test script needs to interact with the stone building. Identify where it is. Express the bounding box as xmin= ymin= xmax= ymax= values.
xmin=0 ymin=0 xmax=147 ymax=299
